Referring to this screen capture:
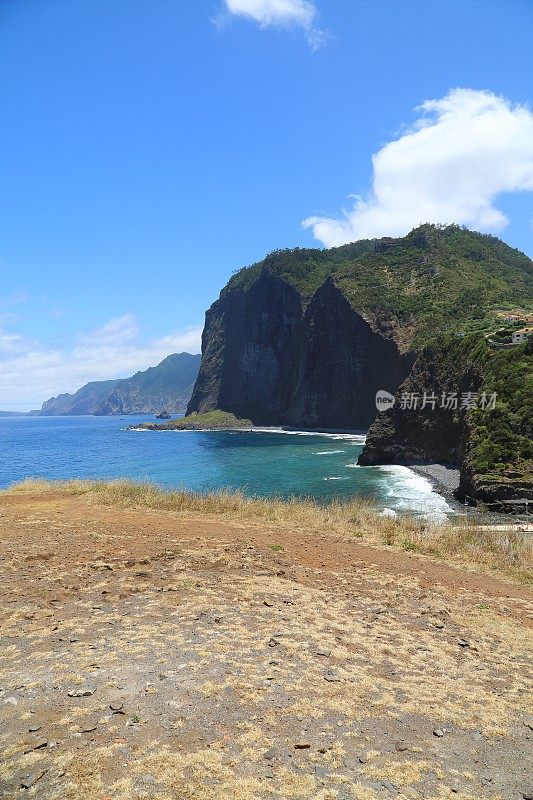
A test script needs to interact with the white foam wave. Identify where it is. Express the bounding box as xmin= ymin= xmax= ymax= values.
xmin=314 ymin=450 xmax=346 ymax=455
xmin=248 ymin=428 xmax=366 ymax=443
xmin=376 ymin=464 xmax=452 ymax=521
